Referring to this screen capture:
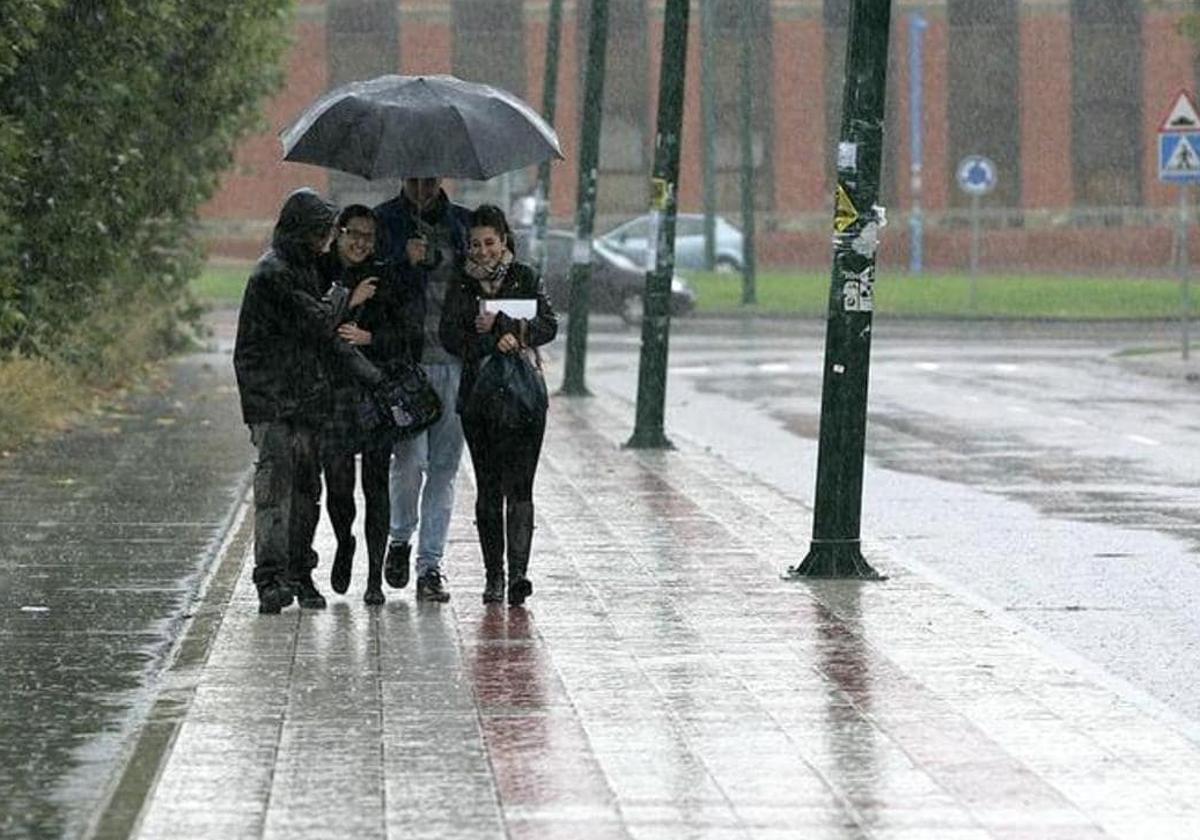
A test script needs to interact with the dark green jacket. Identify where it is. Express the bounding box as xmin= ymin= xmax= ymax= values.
xmin=234 ymin=189 xmax=348 ymax=425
